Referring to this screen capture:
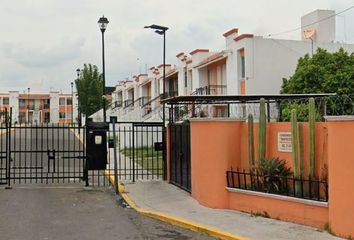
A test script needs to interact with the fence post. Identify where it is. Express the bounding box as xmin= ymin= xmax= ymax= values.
xmin=112 ymin=118 xmax=119 ymax=195
xmin=132 ymin=123 xmax=135 ymax=183
xmin=6 ymin=108 xmax=11 ymax=188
